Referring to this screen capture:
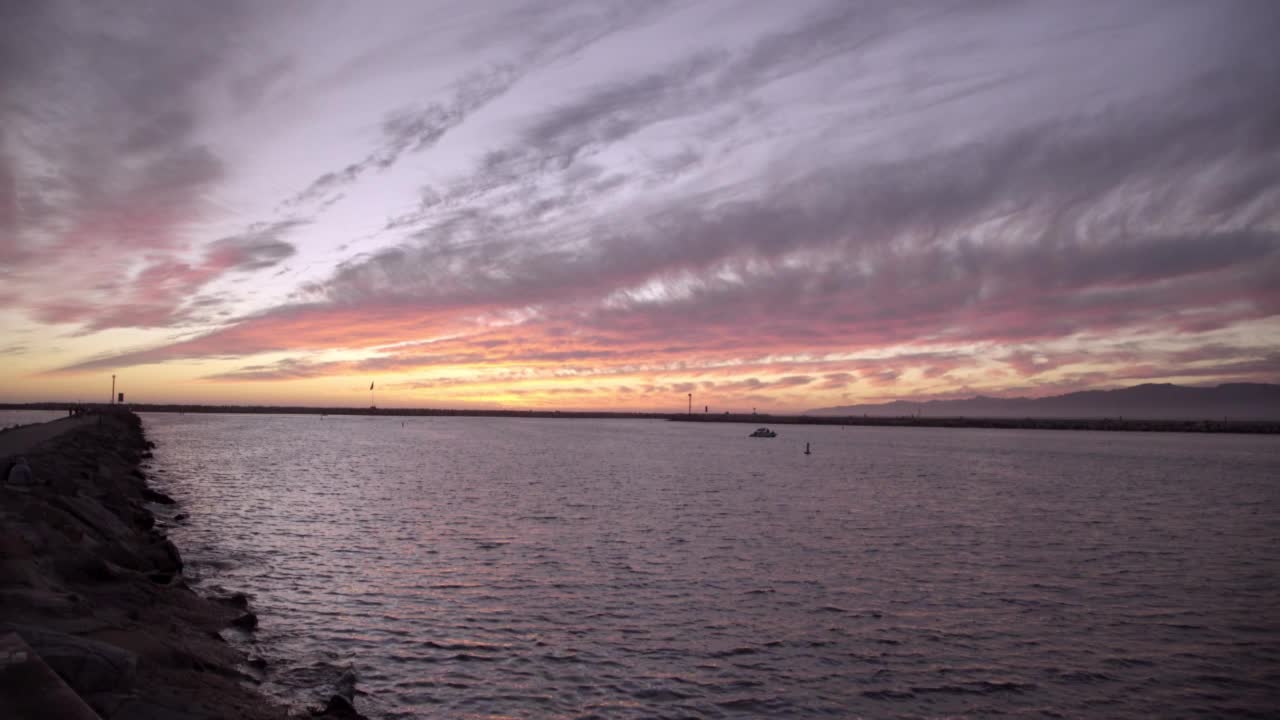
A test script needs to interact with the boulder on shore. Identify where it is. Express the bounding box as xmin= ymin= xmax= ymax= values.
xmin=2 ymin=623 xmax=137 ymax=695
xmin=0 ymin=411 xmax=299 ymax=719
